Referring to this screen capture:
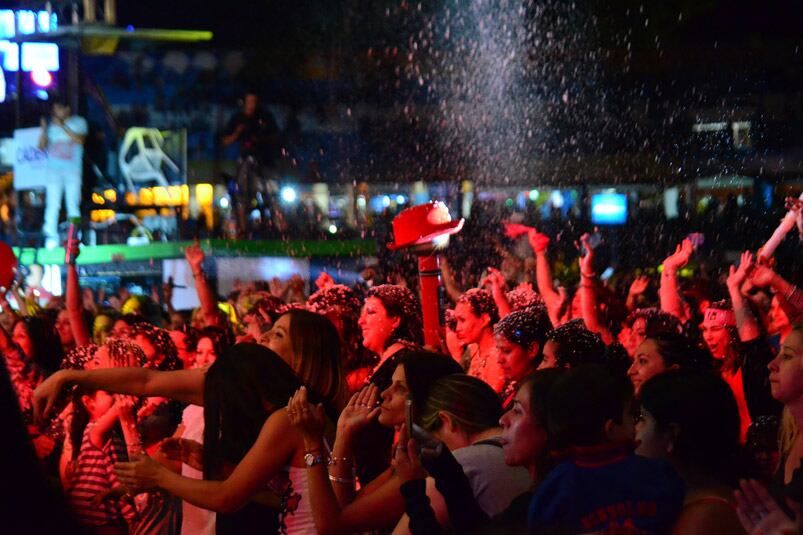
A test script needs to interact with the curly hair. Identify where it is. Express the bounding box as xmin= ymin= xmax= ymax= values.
xmin=493 ymin=307 xmax=552 ymax=352
xmin=367 ymin=284 xmax=424 ymax=348
xmin=546 ymin=319 xmax=606 ymax=369
xmin=129 ymin=322 xmax=180 ymax=370
xmin=457 ymin=288 xmax=500 ymax=326
xmin=308 ymin=285 xmax=362 ymax=318
xmin=61 ymin=344 xmax=99 ymax=370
